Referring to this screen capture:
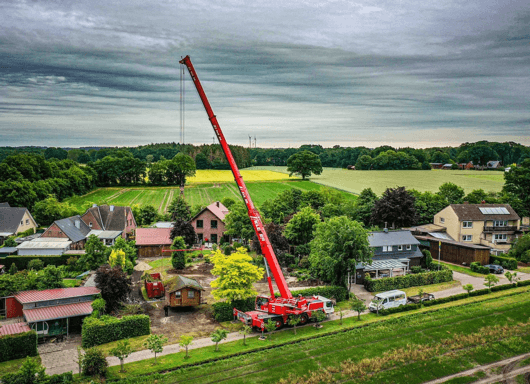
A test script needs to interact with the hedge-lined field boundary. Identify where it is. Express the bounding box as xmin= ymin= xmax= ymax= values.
xmin=82 ymin=315 xmax=150 ymax=348
xmin=0 ymin=331 xmax=38 ymax=363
